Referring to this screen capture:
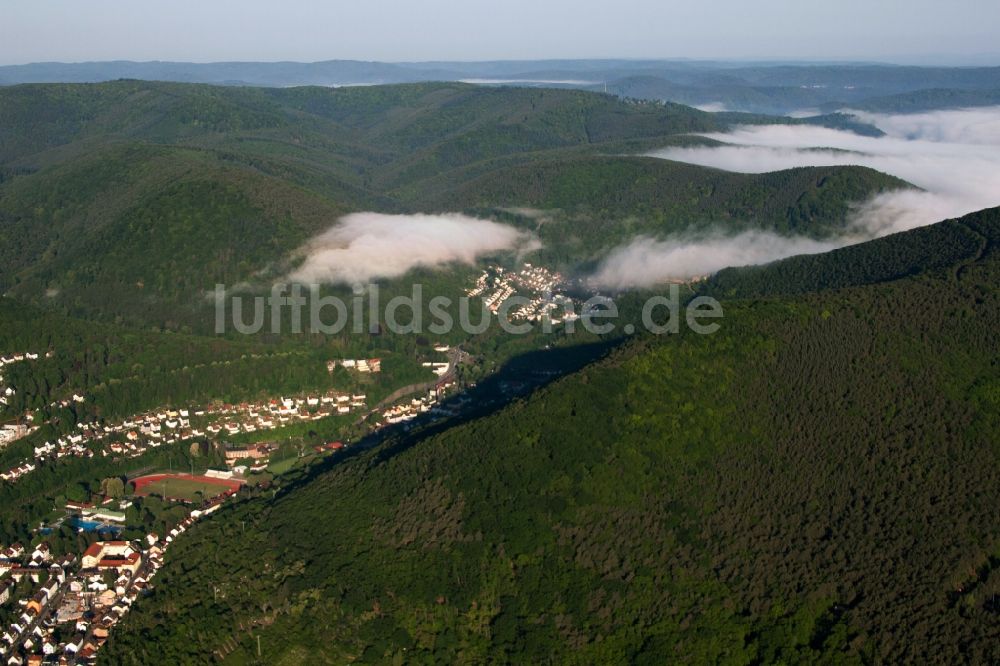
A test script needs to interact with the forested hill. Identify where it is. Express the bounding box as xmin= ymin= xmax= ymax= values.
xmin=100 ymin=209 xmax=1000 ymax=664
xmin=432 ymin=157 xmax=906 ymax=250
xmin=0 ymin=80 xmax=720 ymax=168
xmin=0 ymin=80 xmax=908 ymax=328
xmin=702 ymin=206 xmax=999 ymax=299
